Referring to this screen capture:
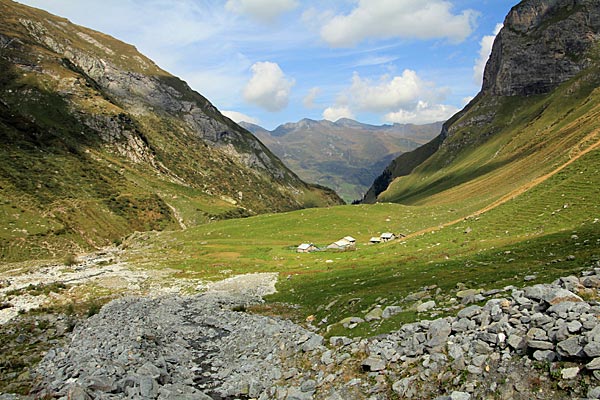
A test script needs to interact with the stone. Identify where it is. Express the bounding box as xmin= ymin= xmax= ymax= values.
xmin=450 ymin=392 xmax=471 ymax=400
xmin=300 ymin=379 xmax=316 ymax=393
xmin=587 ymin=358 xmax=600 ymax=370
xmin=561 ymin=367 xmax=580 ymax=380
xmin=382 ymin=306 xmax=403 ymax=319
xmin=362 ymin=356 xmax=386 ymax=372
xmin=417 ymin=300 xmax=436 ymax=313
xmin=67 ymin=385 xmax=92 ymax=400
xmin=321 ymin=350 xmax=334 ymax=366
xmin=302 ymin=334 xmax=324 ymax=352
xmin=456 ymin=289 xmax=482 ymax=299
xmin=567 ymin=320 xmax=582 ymax=333
xmin=392 ymin=377 xmax=417 ymax=397
xmin=585 ymin=342 xmax=600 ymax=358
xmin=589 ymin=387 xmax=600 ymax=399
xmin=457 ymin=305 xmax=481 ymax=319
xmin=557 ymin=336 xmax=583 ymax=357
xmin=139 ymin=375 xmax=157 ymax=398
xmin=533 ymin=350 xmax=556 ymax=362
xmin=582 ymin=276 xmax=600 ymax=288
xmin=527 ymin=340 xmax=554 ymax=350
xmin=523 ymin=285 xmax=583 ymax=304
xmin=427 ymin=319 xmax=451 ymax=348
xmin=365 ymin=307 xmax=383 ymax=322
